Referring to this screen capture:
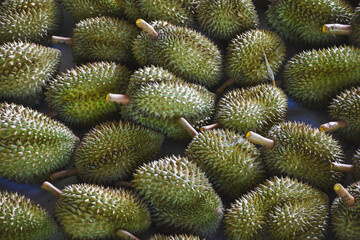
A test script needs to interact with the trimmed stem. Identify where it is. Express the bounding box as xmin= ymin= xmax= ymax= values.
xmin=319 ymin=120 xmax=347 ymax=132
xmin=334 ymin=183 xmax=356 ymax=206
xmin=116 ymin=230 xmax=140 ymax=240
xmin=136 ymin=19 xmax=159 ymax=39
xmin=331 ymin=162 xmax=356 ymax=173
xmin=323 ymin=24 xmax=353 ymax=36
xmin=46 ymin=109 xmax=58 ymax=118
xmin=52 ymin=36 xmax=73 ymax=45
xmin=215 ymin=78 xmax=236 ymax=95
xmin=106 ymin=94 xmax=130 ymax=105
xmin=246 ymin=131 xmax=275 ymax=149
xmin=50 ymin=168 xmax=78 ymax=181
xmin=200 ymin=123 xmax=220 ymax=132
xmin=179 ymin=117 xmax=198 ymax=138
xmin=41 ymin=181 xmax=62 ymax=198
xmin=113 ymin=181 xmax=134 ymax=188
